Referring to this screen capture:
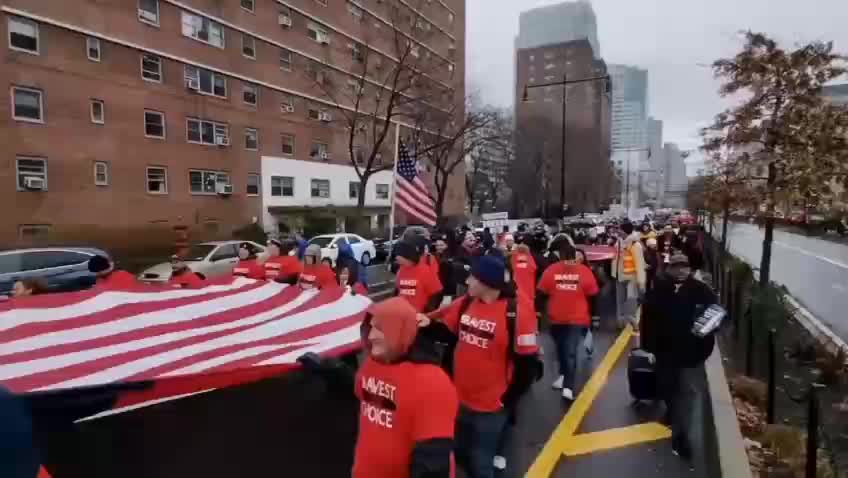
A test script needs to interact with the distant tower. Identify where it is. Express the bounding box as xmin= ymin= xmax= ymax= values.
xmin=515 ymin=1 xmax=601 ymax=58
